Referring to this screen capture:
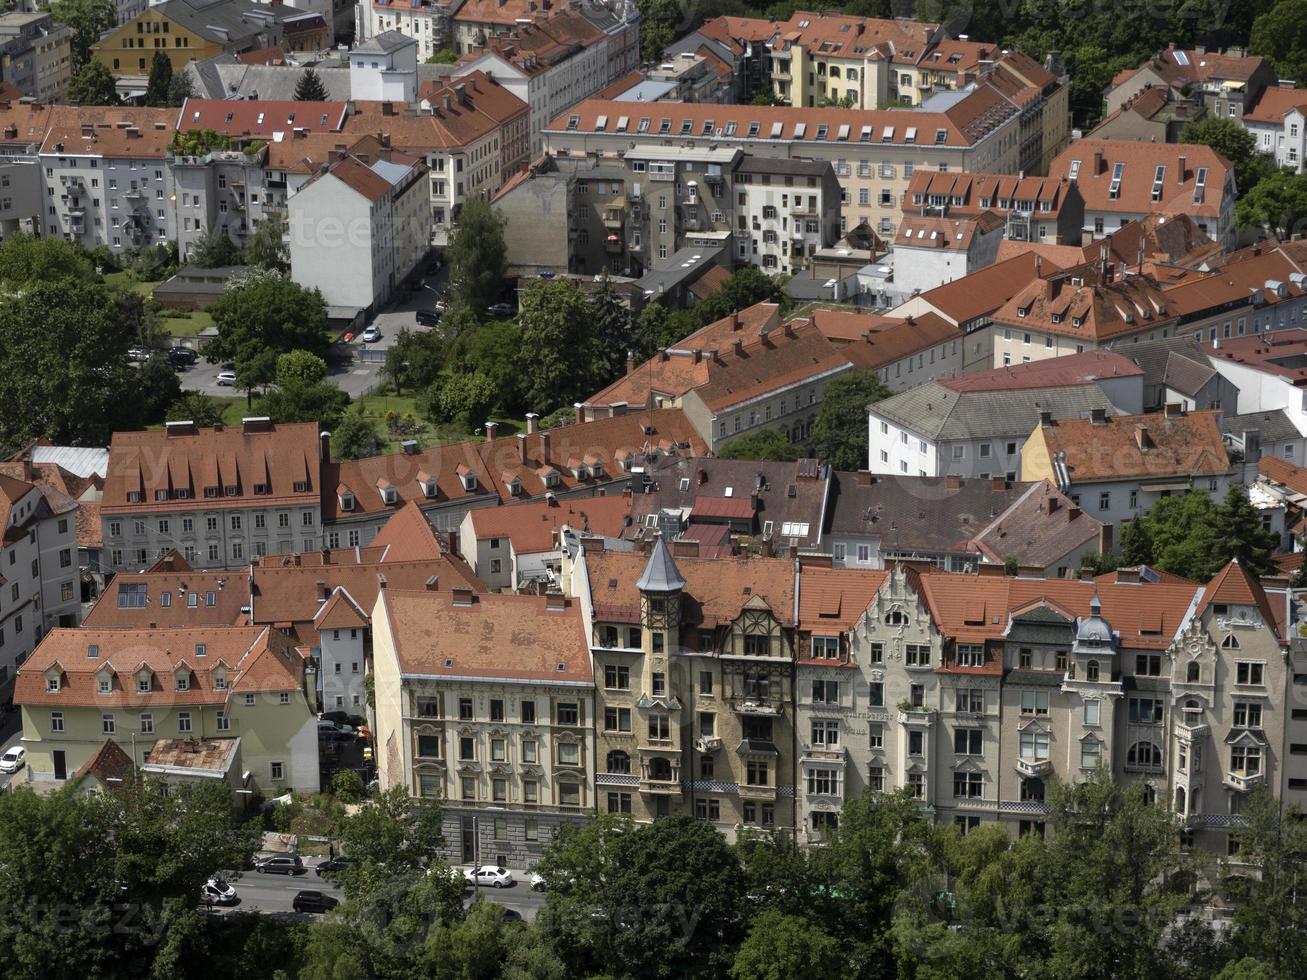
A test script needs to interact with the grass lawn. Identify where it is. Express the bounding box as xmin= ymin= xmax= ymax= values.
xmin=104 ymin=270 xmax=215 ymax=338
xmin=353 ymin=387 xmax=522 ymax=453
